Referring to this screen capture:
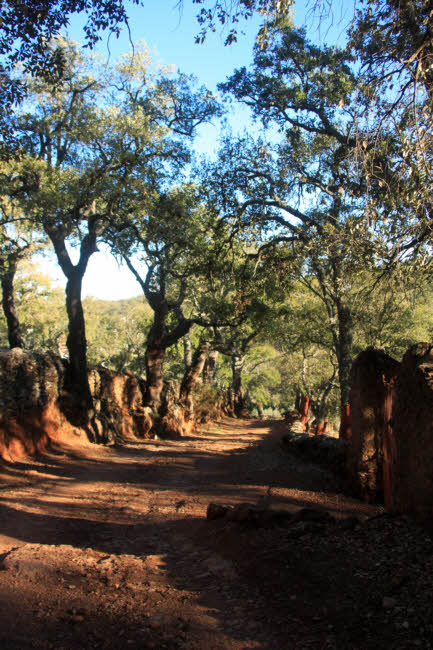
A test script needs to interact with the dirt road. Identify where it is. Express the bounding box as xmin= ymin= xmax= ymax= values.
xmin=0 ymin=418 xmax=431 ymax=649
